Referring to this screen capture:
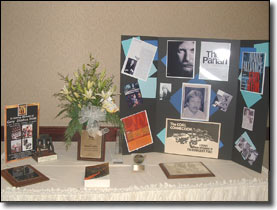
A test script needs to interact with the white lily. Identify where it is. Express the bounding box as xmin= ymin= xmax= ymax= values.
xmin=60 ymin=85 xmax=69 ymax=95
xmin=97 ymin=89 xmax=113 ymax=102
xmin=82 ymin=89 xmax=95 ymax=100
